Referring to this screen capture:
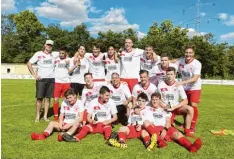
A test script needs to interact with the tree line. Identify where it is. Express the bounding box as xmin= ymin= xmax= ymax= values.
xmin=1 ymin=10 xmax=234 ymax=79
